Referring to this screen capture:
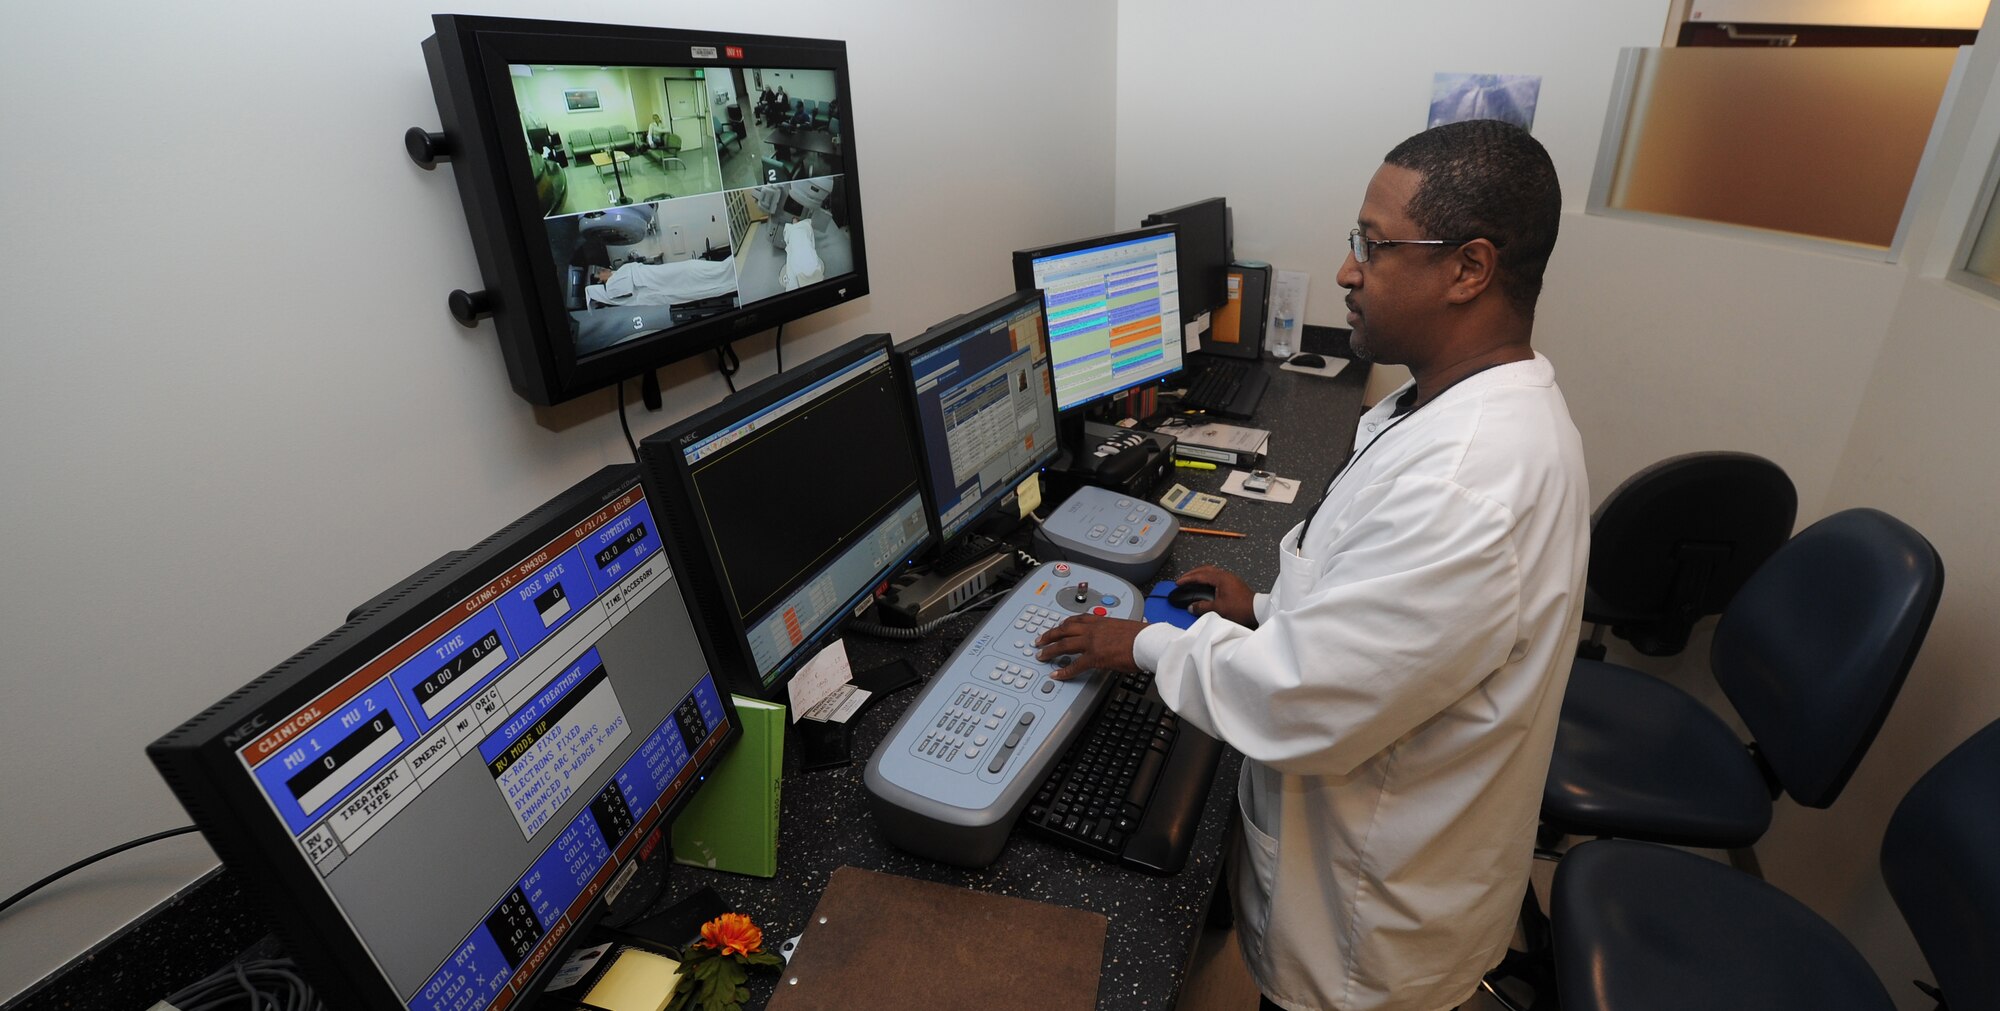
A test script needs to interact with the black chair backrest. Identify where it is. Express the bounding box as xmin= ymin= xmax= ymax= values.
xmin=1881 ymin=717 xmax=2000 ymax=1010
xmin=1714 ymin=508 xmax=1943 ymax=808
xmin=1589 ymin=452 xmax=1797 ymax=641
